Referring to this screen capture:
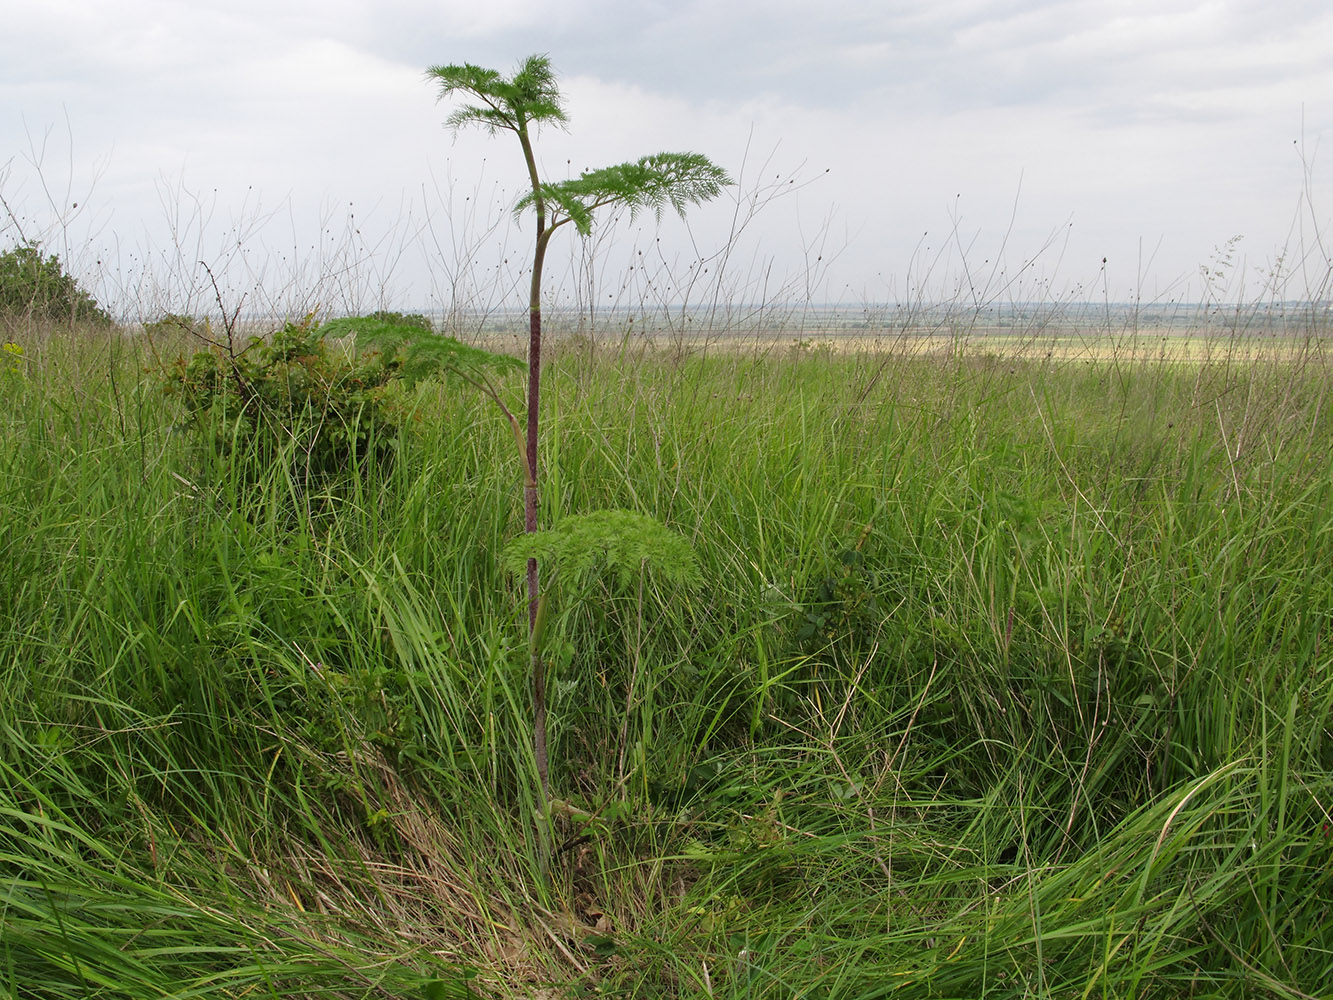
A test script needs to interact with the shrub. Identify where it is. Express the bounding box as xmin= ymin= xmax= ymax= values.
xmin=0 ymin=241 xmax=113 ymax=328
xmin=161 ymin=314 xmax=521 ymax=489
